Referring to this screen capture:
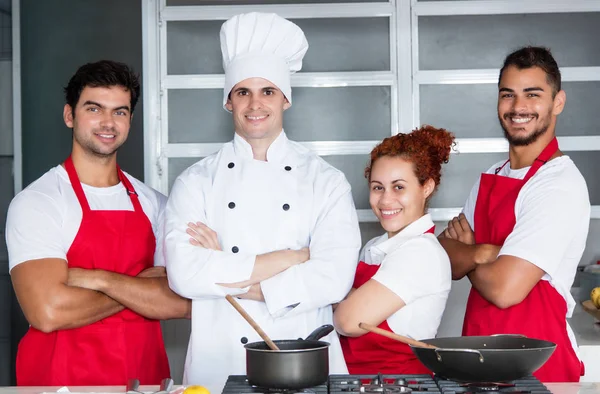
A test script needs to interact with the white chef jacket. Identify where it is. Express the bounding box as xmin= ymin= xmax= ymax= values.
xmin=164 ymin=131 xmax=361 ymax=392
